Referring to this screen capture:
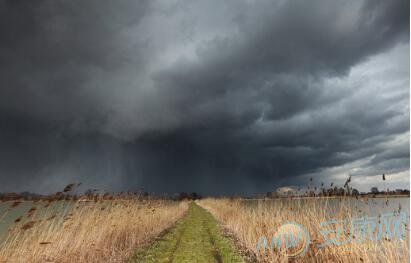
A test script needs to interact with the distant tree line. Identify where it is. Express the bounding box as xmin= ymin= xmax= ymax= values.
xmin=0 ymin=184 xmax=202 ymax=202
